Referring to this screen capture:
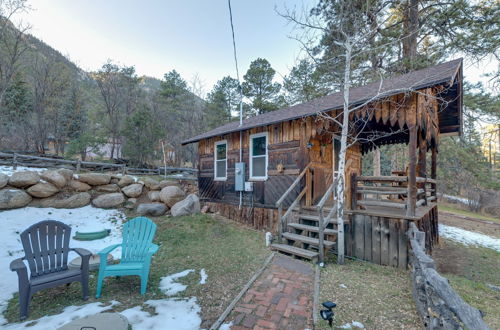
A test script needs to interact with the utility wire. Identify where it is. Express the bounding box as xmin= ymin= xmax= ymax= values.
xmin=227 ymin=0 xmax=244 ymax=127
